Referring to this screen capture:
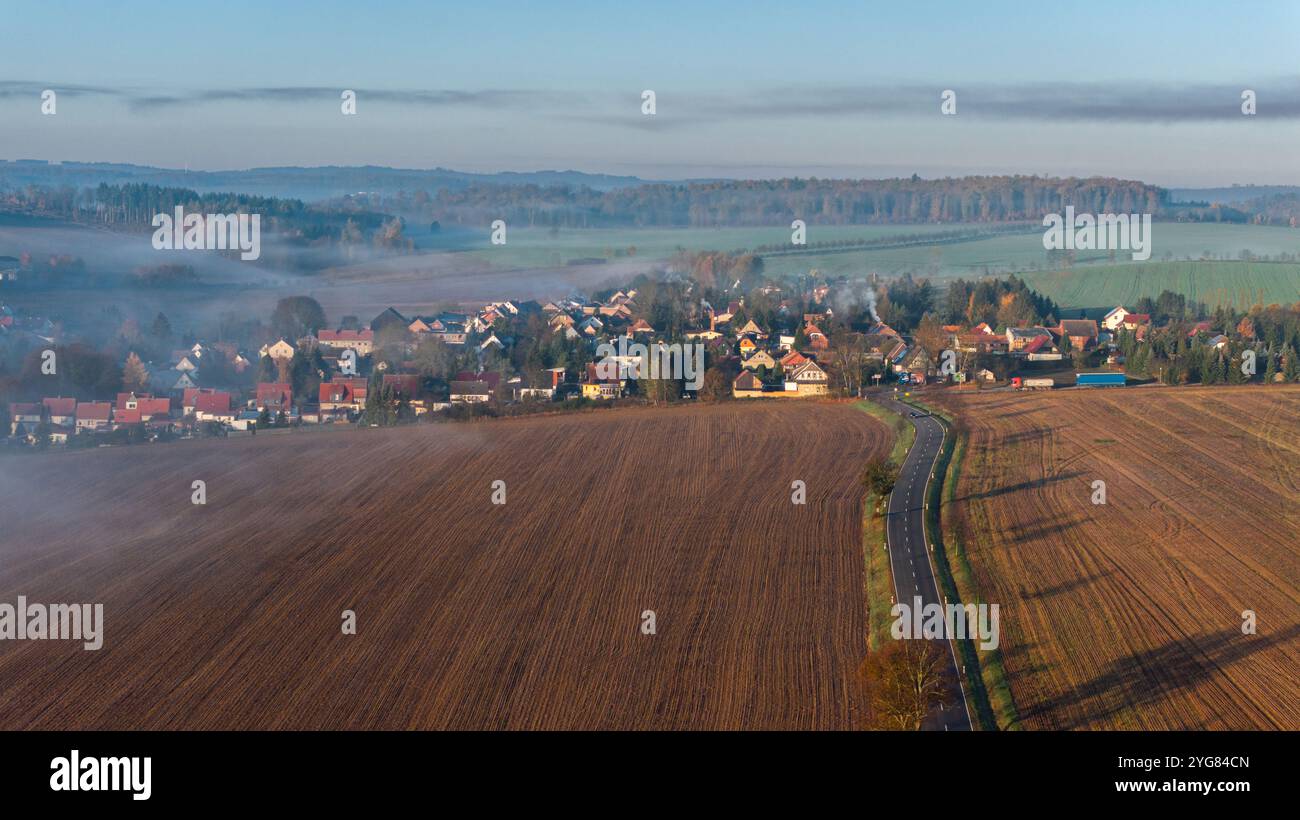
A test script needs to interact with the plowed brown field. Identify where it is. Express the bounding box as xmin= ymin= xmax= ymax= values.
xmin=937 ymin=385 xmax=1300 ymax=730
xmin=0 ymin=400 xmax=890 ymax=729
